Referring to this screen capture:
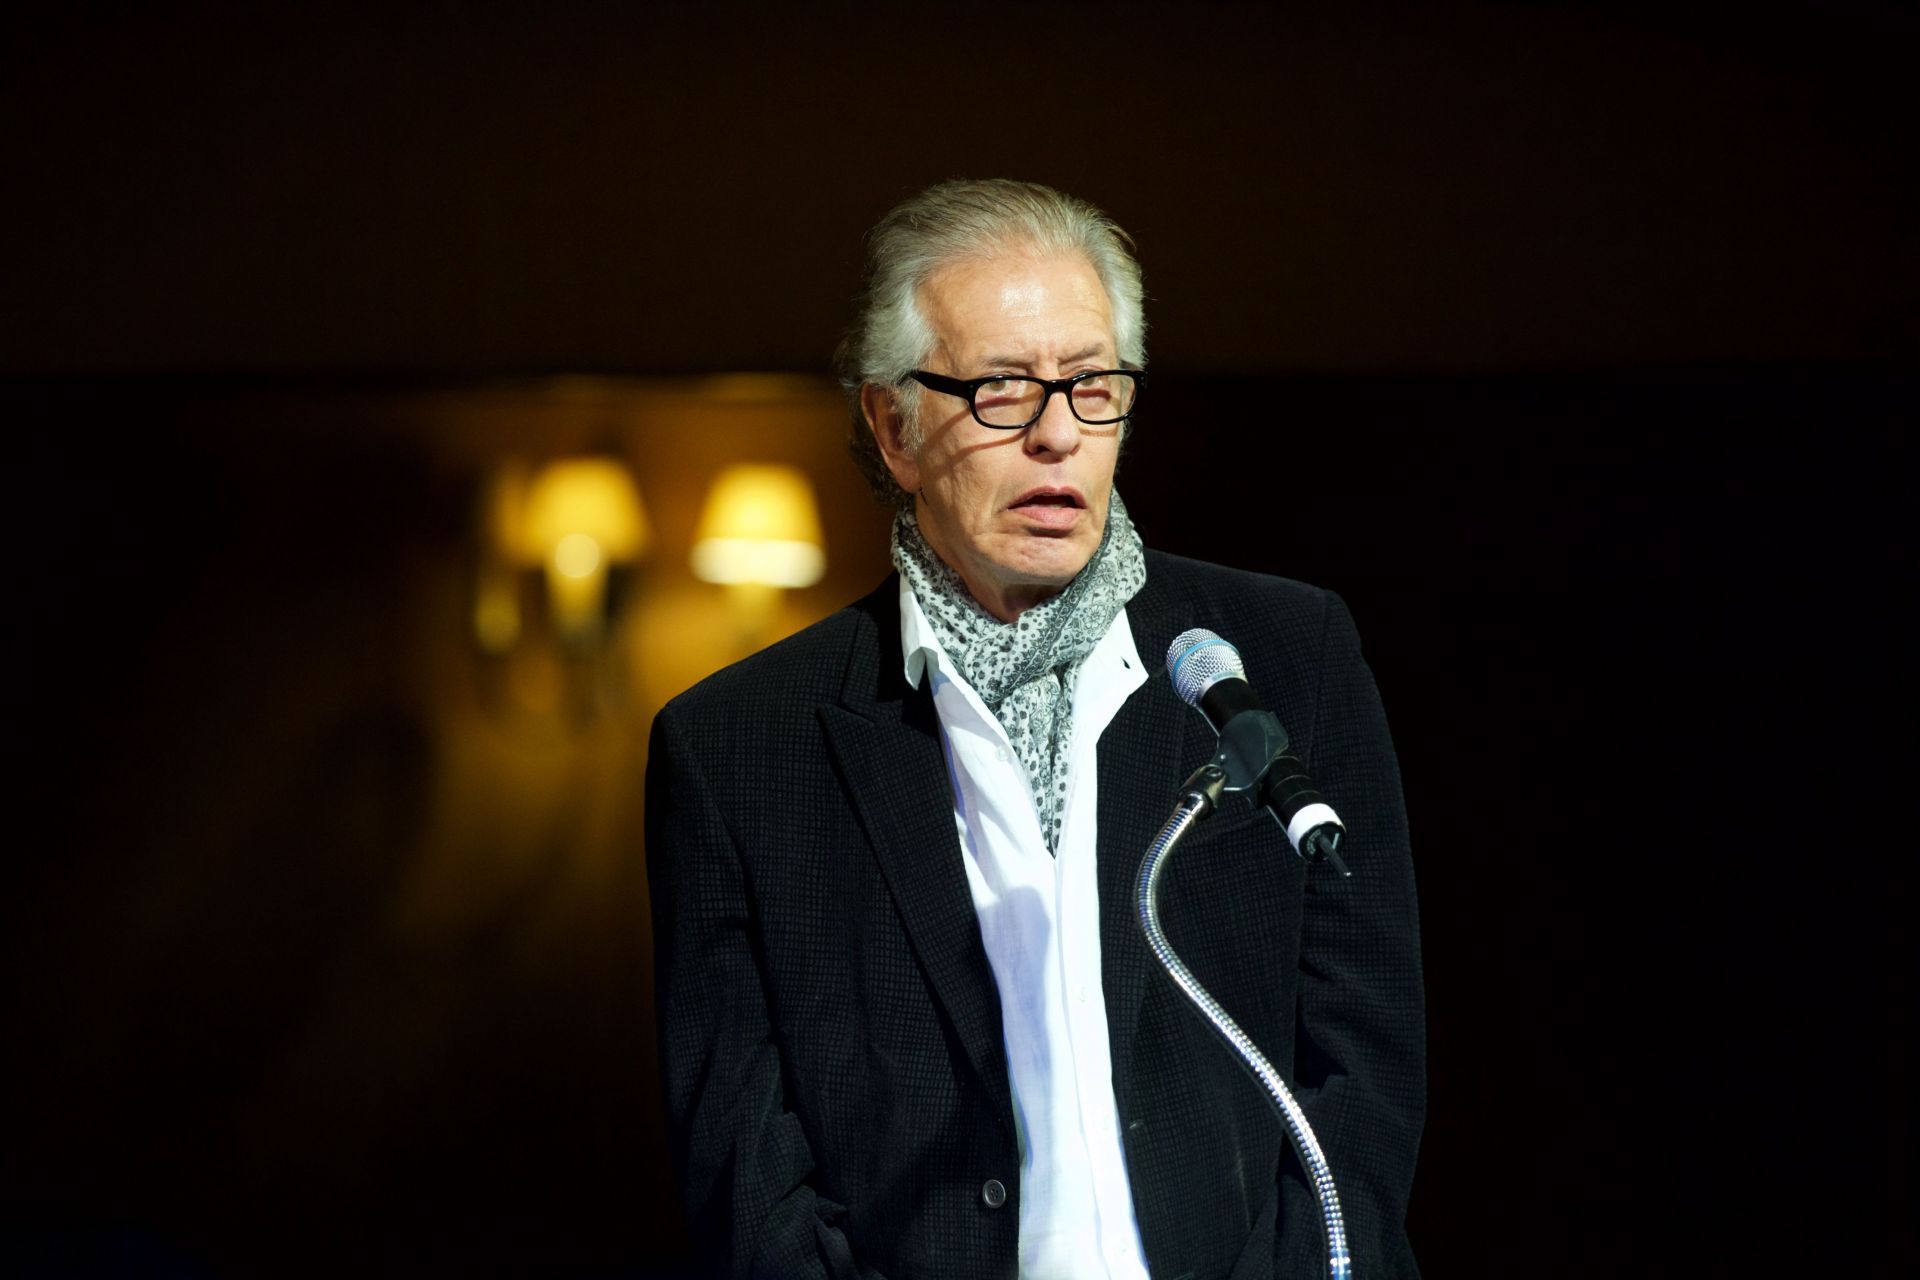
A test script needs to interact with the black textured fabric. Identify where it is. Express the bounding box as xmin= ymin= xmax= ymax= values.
xmin=647 ymin=551 xmax=1425 ymax=1279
